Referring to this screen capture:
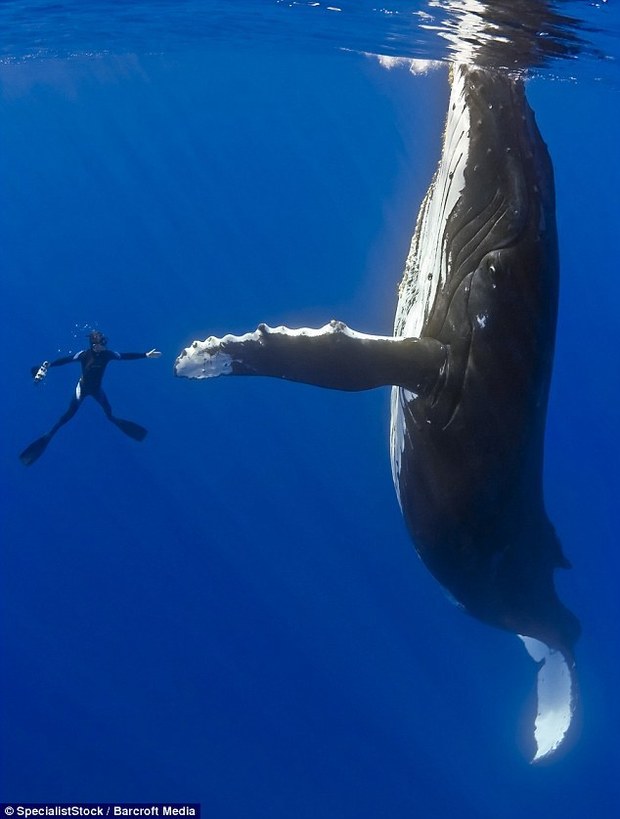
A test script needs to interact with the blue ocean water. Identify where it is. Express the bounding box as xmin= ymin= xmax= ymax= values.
xmin=1 ymin=2 xmax=619 ymax=817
